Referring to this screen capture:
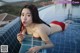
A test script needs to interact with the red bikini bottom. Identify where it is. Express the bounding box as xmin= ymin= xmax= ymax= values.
xmin=51 ymin=21 xmax=65 ymax=31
